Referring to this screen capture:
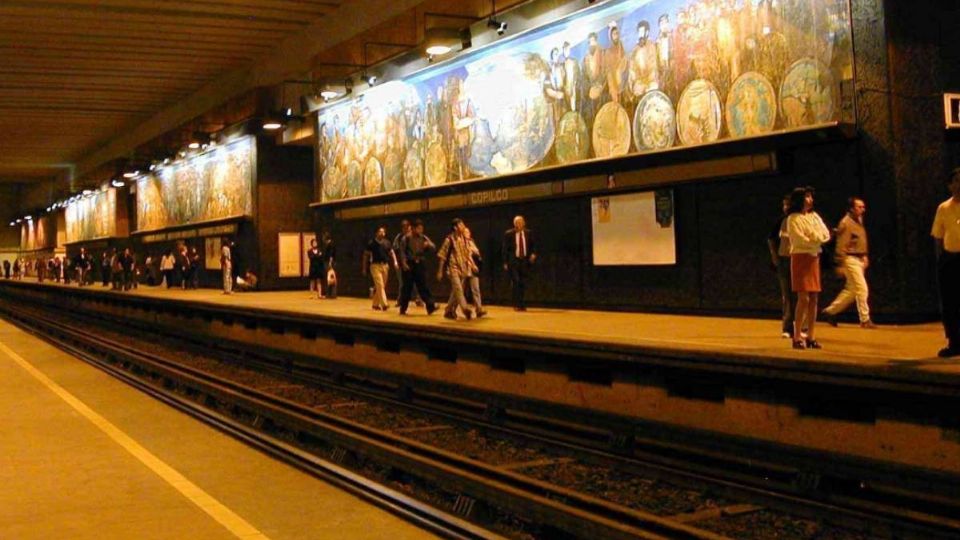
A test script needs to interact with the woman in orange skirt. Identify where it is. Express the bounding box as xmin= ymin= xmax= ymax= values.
xmin=783 ymin=187 xmax=831 ymax=349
